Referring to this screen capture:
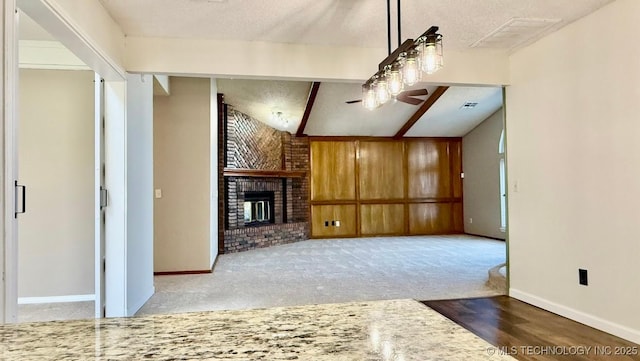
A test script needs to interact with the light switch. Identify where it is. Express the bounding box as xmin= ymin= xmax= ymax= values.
xmin=155 ymin=189 xmax=162 ymax=198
